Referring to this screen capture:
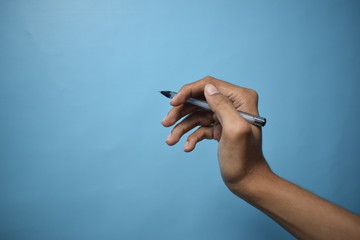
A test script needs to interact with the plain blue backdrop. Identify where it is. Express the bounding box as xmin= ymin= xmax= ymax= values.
xmin=1 ymin=0 xmax=359 ymax=239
